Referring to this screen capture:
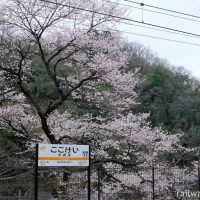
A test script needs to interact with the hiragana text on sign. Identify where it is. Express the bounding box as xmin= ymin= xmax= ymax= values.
xmin=38 ymin=144 xmax=89 ymax=167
